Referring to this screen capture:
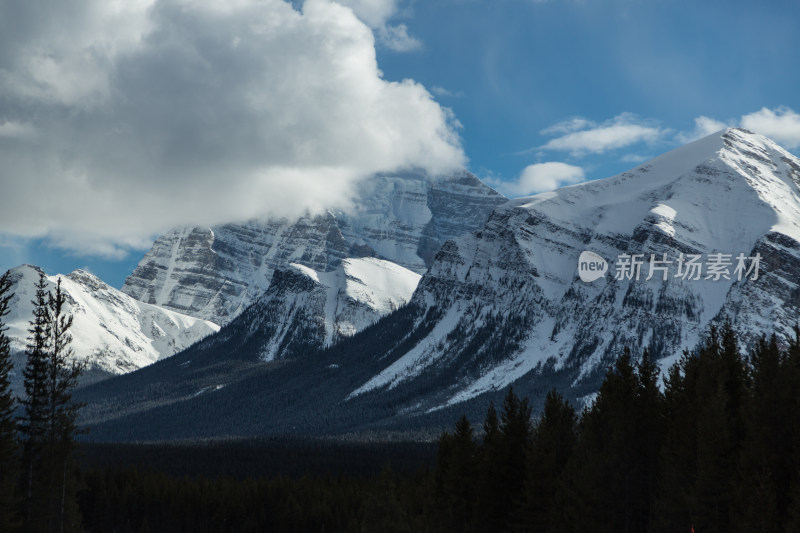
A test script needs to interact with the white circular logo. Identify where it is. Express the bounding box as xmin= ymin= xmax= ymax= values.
xmin=578 ymin=251 xmax=608 ymax=282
